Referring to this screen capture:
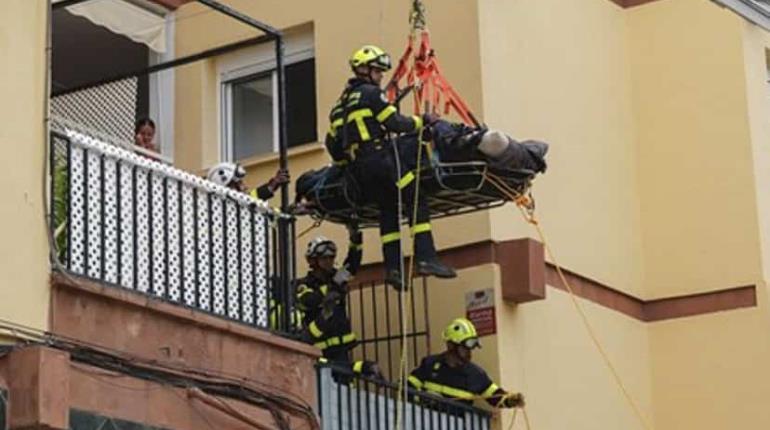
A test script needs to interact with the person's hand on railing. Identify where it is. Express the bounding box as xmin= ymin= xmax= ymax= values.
xmin=500 ymin=392 xmax=525 ymax=409
xmin=267 ymin=168 xmax=290 ymax=193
